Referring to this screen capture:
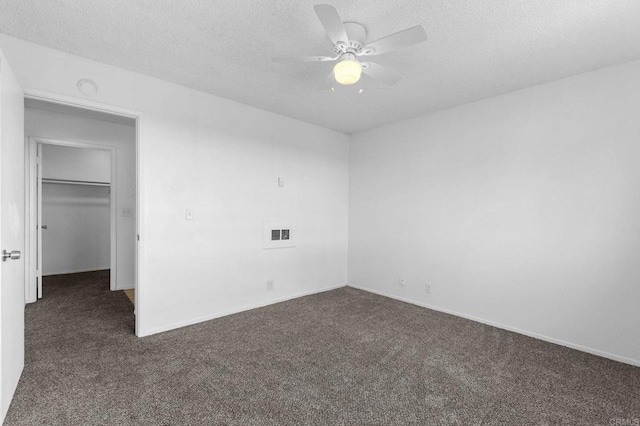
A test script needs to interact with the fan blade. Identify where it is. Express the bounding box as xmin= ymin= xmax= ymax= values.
xmin=272 ymin=55 xmax=338 ymax=63
xmin=361 ymin=62 xmax=402 ymax=85
xmin=314 ymin=4 xmax=349 ymax=47
xmin=361 ymin=25 xmax=427 ymax=56
xmin=319 ymin=70 xmax=335 ymax=91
